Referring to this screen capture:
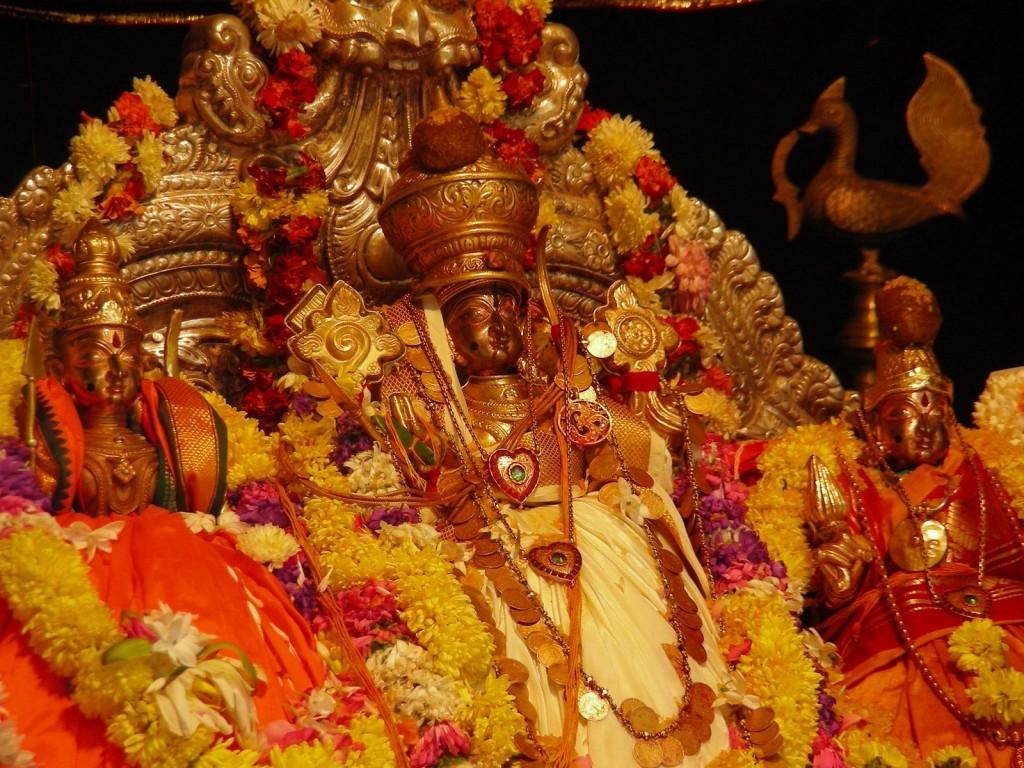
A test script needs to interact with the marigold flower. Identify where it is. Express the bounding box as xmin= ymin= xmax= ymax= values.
xmin=107 ymin=91 xmax=162 ymax=141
